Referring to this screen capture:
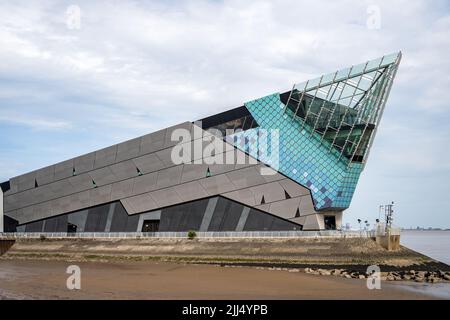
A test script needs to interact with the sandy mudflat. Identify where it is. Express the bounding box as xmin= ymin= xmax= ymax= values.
xmin=0 ymin=259 xmax=432 ymax=300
